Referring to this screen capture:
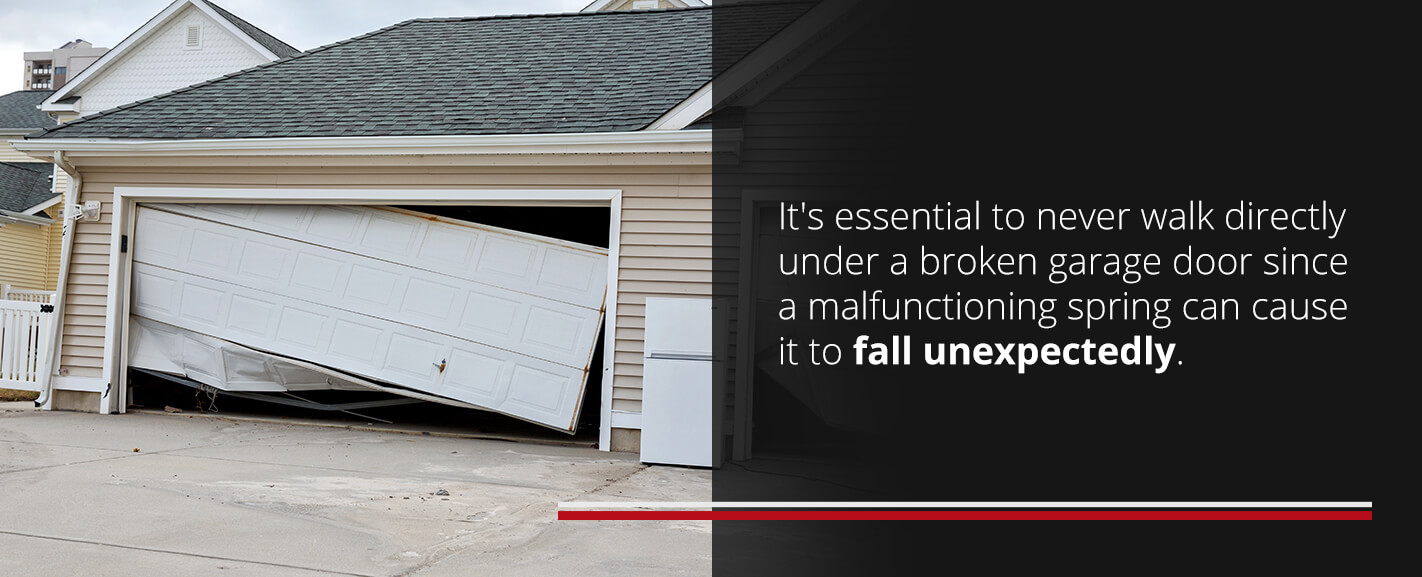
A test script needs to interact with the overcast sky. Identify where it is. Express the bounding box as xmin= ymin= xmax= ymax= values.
xmin=0 ymin=0 xmax=609 ymax=94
